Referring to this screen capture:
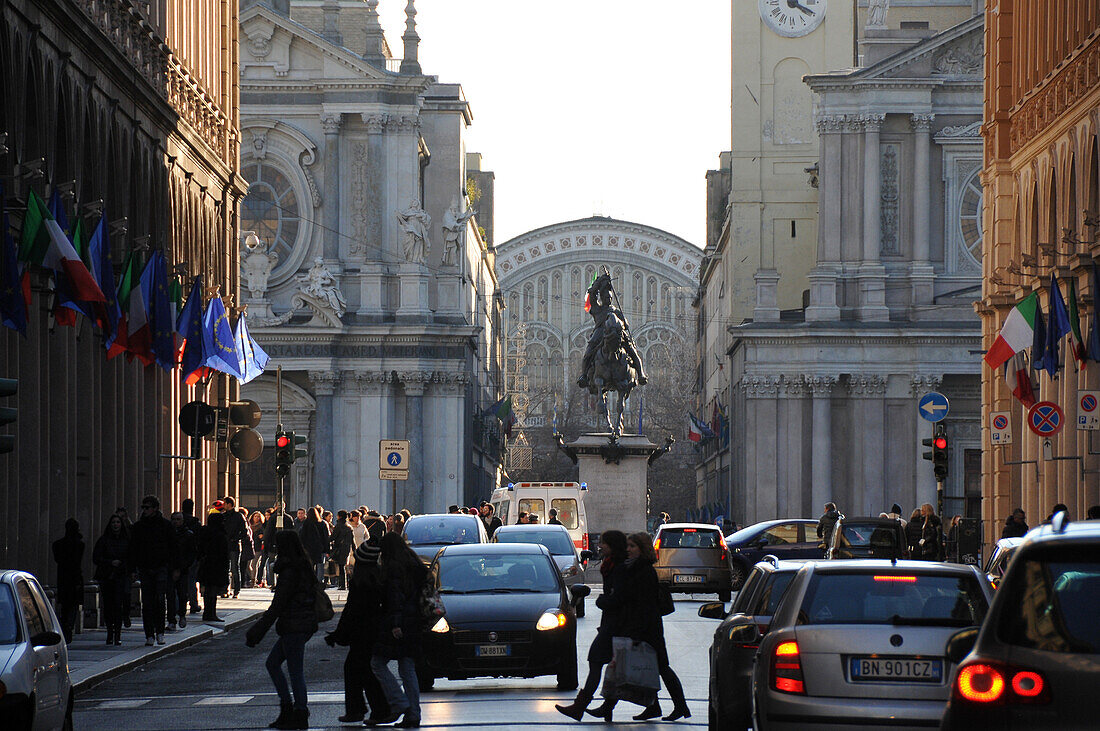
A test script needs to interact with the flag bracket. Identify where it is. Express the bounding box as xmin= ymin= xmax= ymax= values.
xmin=159 ymin=454 xmax=216 ymax=462
xmin=1039 ymin=438 xmax=1085 ymax=482
xmin=17 ymin=158 xmax=45 ymax=182
xmin=995 ymin=445 xmax=1039 ymax=483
